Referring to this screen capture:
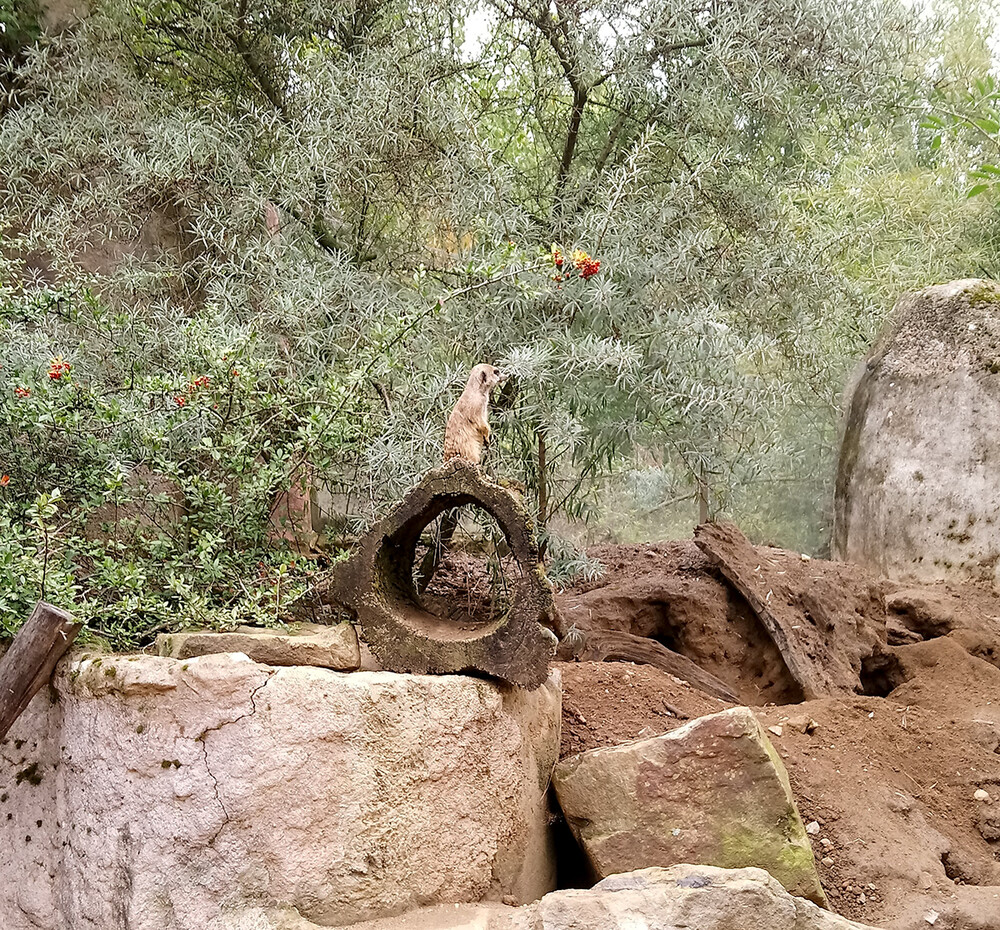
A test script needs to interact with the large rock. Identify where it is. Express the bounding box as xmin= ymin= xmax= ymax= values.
xmin=552 ymin=707 xmax=826 ymax=906
xmin=324 ymin=865 xmax=877 ymax=930
xmin=834 ymin=278 xmax=1000 ymax=584
xmin=154 ymin=622 xmax=361 ymax=670
xmin=0 ymin=653 xmax=560 ymax=930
